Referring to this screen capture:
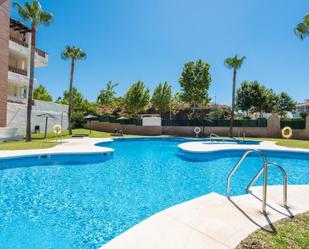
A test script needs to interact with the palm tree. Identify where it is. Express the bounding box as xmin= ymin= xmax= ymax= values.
xmin=295 ymin=13 xmax=309 ymax=40
xmin=61 ymin=46 xmax=86 ymax=135
xmin=14 ymin=1 xmax=53 ymax=142
xmin=224 ymin=55 xmax=246 ymax=137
